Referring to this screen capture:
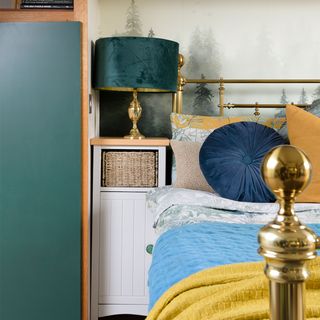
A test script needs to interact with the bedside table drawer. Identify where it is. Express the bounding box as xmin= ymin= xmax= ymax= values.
xmin=101 ymin=149 xmax=158 ymax=188
xmin=93 ymin=145 xmax=166 ymax=192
